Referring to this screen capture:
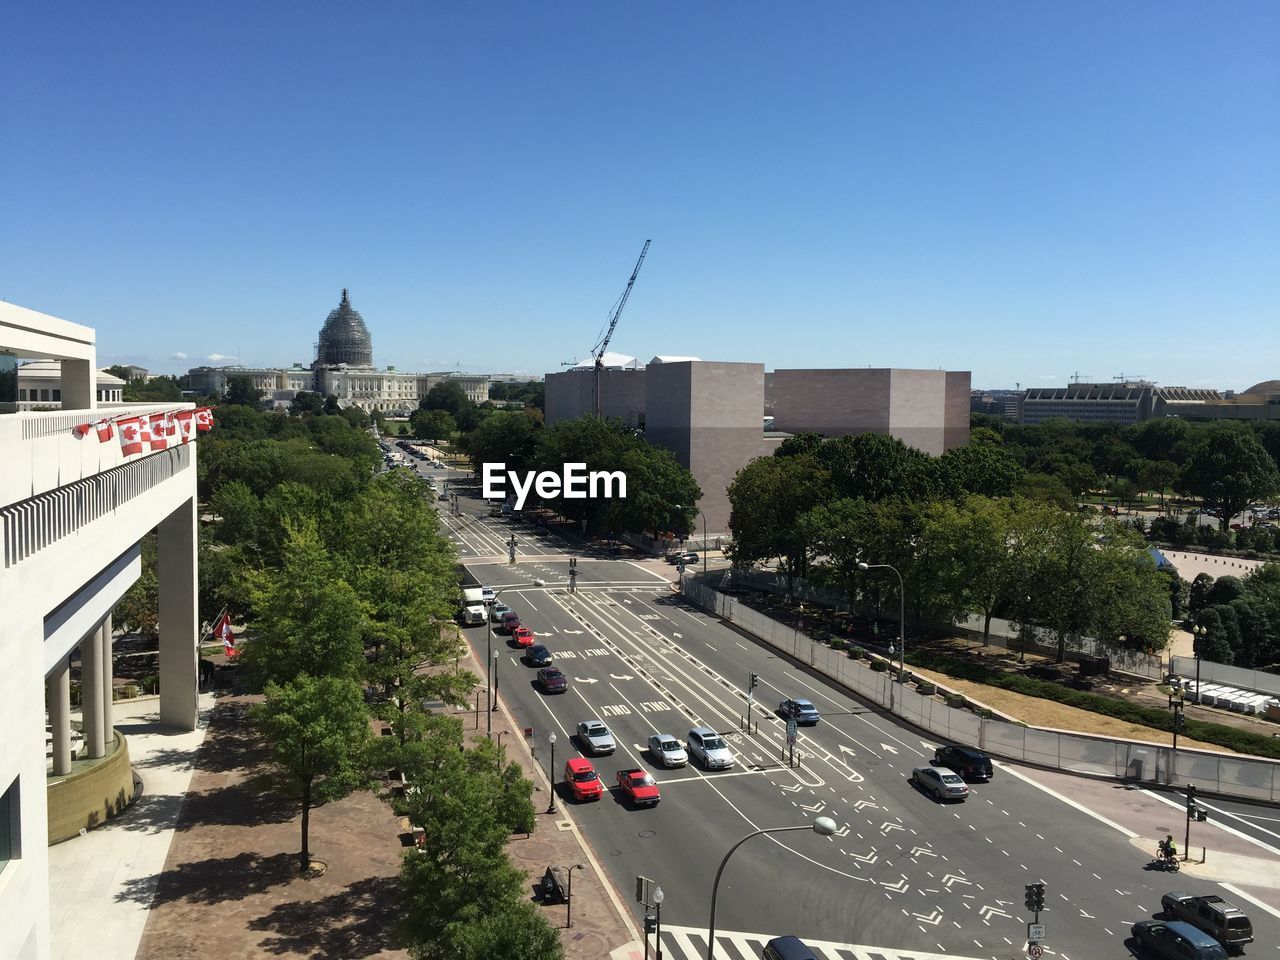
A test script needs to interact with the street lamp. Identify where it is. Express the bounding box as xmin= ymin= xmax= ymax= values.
xmin=858 ymin=561 xmax=905 ymax=708
xmin=653 ymin=884 xmax=665 ymax=959
xmin=547 ymin=731 xmax=558 ymax=814
xmin=566 ymin=862 xmax=587 ymax=928
xmin=492 ymin=649 xmax=500 ymax=711
xmin=675 ymin=503 xmax=708 ymax=576
xmin=1193 ymin=624 xmax=1206 ymax=704
xmin=705 ymin=817 xmax=837 ymax=959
